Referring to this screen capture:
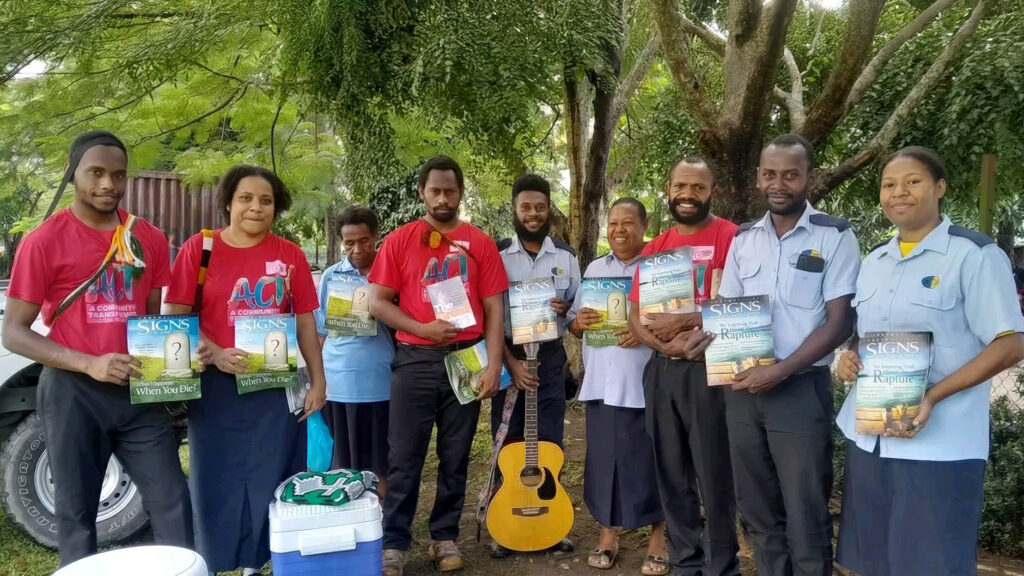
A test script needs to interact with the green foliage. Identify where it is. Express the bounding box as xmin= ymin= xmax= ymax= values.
xmin=981 ymin=386 xmax=1024 ymax=557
